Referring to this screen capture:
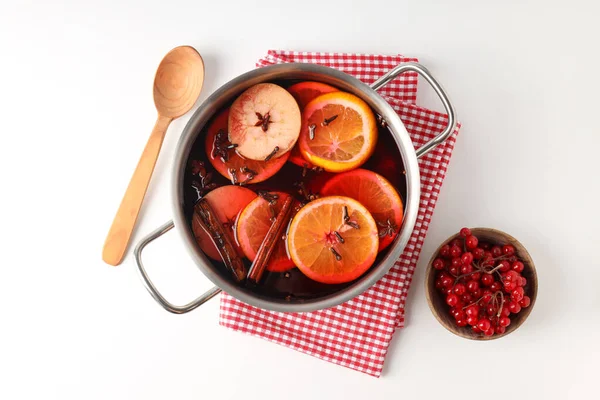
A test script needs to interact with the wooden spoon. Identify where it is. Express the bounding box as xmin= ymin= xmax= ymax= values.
xmin=102 ymin=45 xmax=204 ymax=266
